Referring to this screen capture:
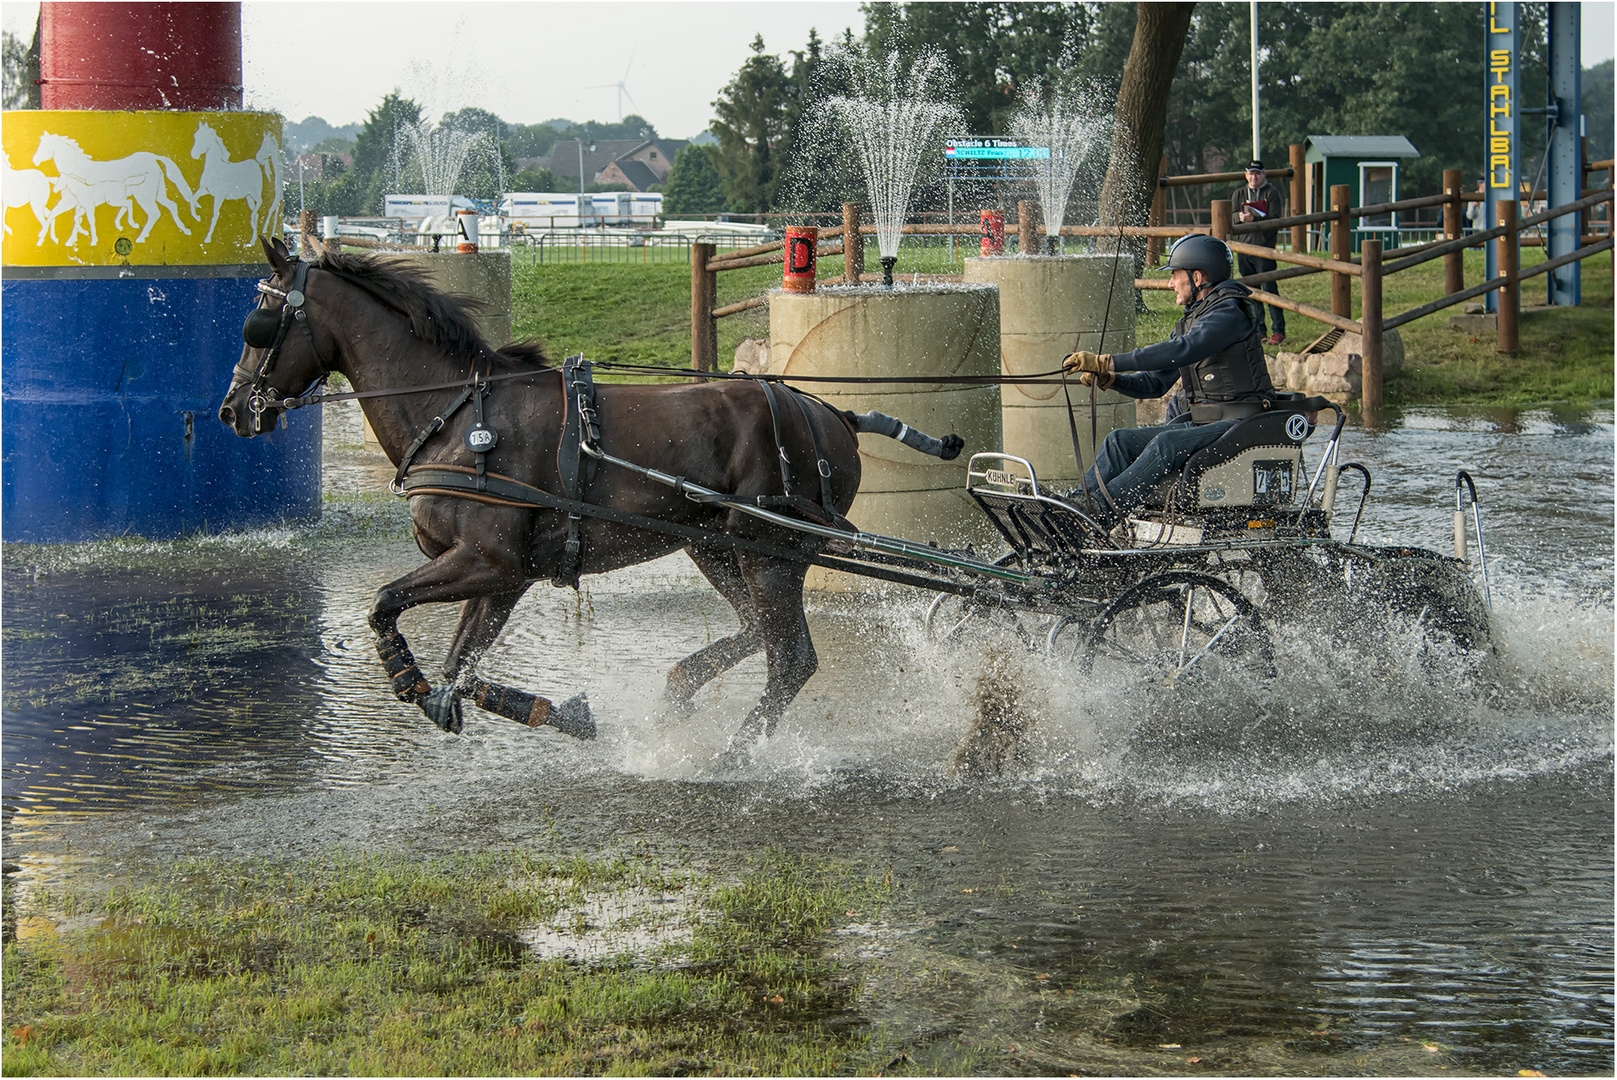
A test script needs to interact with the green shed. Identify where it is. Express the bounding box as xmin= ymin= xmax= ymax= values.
xmin=1304 ymin=135 xmax=1421 ymax=252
